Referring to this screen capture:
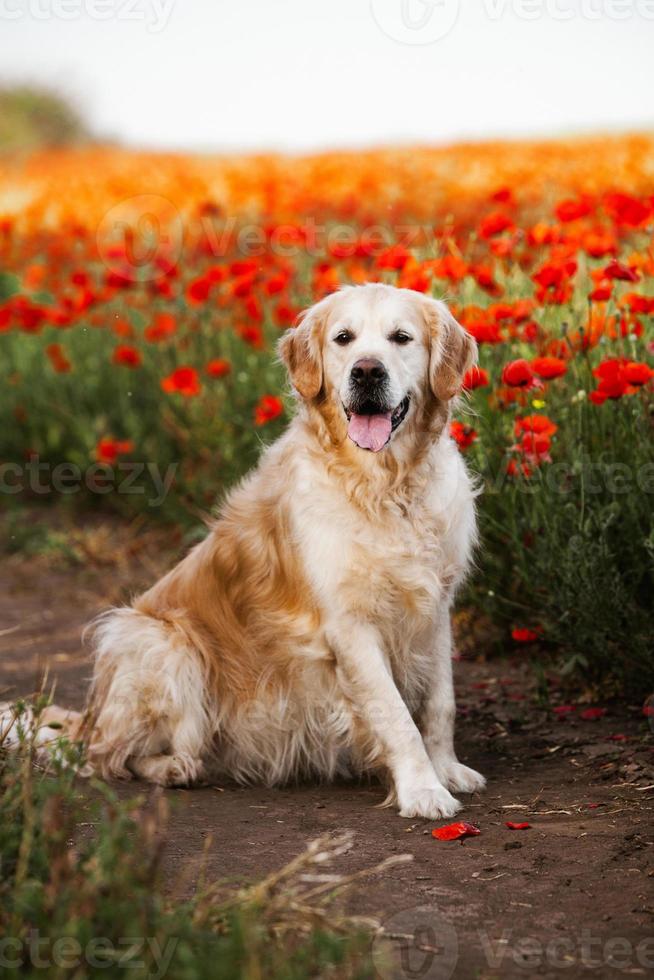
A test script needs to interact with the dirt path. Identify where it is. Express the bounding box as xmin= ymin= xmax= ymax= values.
xmin=1 ymin=531 xmax=653 ymax=980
